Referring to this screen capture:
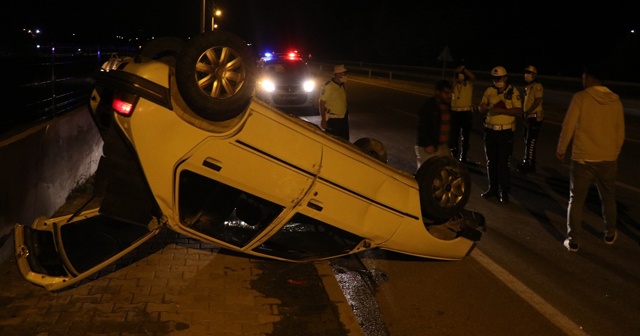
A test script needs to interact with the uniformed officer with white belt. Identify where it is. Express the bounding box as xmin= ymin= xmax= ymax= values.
xmin=477 ymin=66 xmax=523 ymax=203
xmin=518 ymin=65 xmax=544 ymax=173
